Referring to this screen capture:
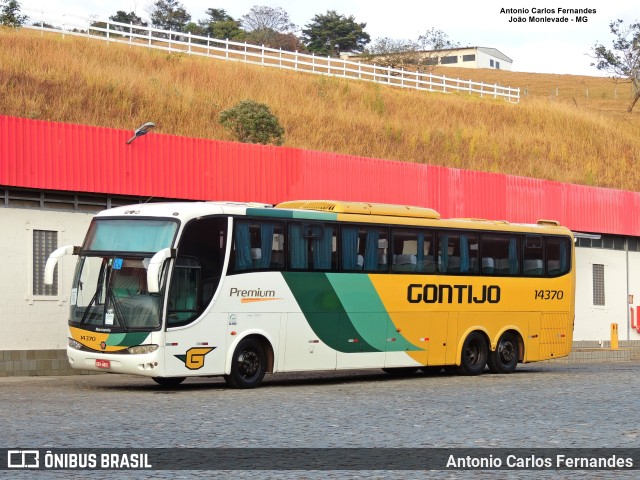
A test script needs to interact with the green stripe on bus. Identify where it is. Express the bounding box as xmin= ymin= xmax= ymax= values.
xmin=106 ymin=332 xmax=150 ymax=347
xmin=246 ymin=208 xmax=337 ymax=221
xmin=326 ymin=274 xmax=420 ymax=352
xmin=282 ymin=272 xmax=379 ymax=353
